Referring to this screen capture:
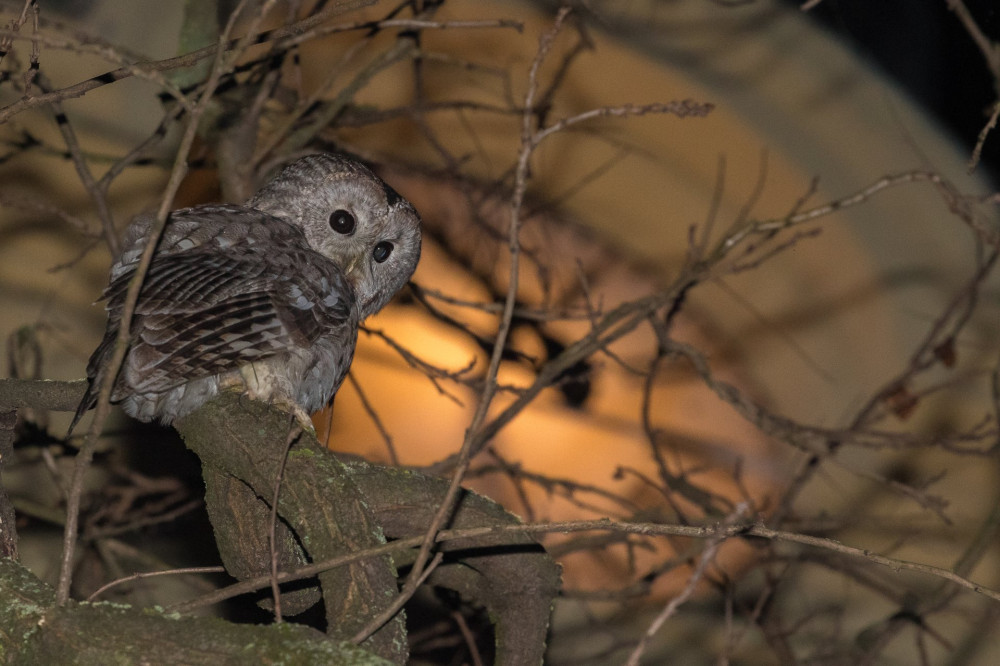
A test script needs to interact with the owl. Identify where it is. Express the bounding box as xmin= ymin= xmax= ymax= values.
xmin=71 ymin=153 xmax=421 ymax=430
